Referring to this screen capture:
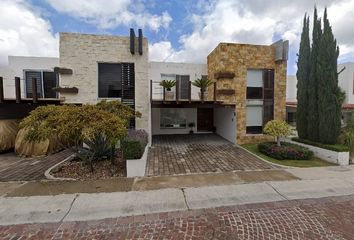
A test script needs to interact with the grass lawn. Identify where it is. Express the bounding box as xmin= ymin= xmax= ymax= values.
xmin=241 ymin=143 xmax=337 ymax=168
